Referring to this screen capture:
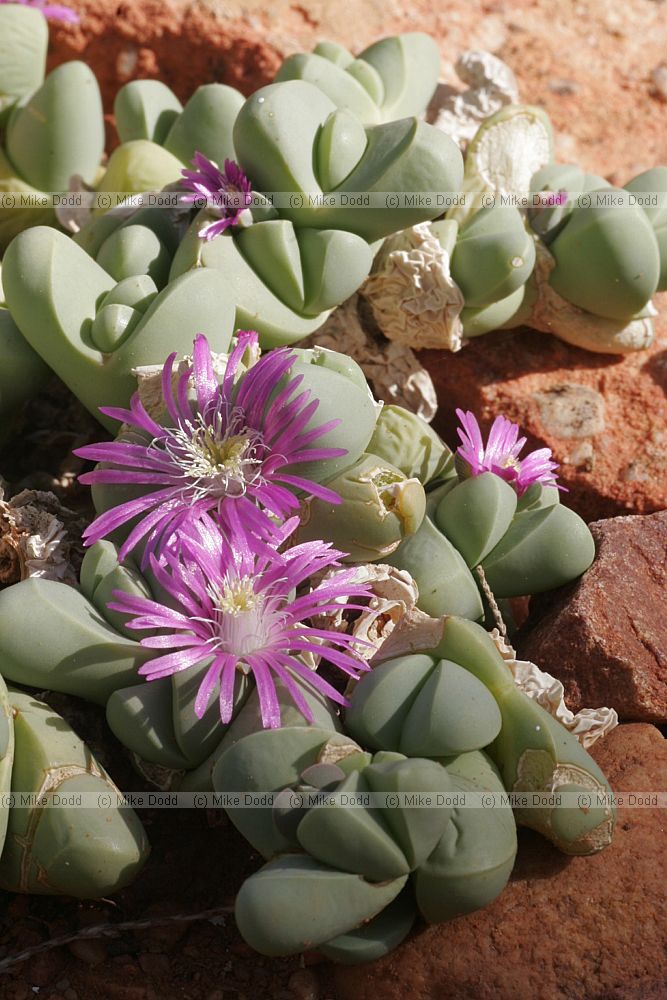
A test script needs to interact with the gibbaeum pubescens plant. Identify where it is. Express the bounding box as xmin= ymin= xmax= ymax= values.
xmin=362 ymin=102 xmax=666 ymax=354
xmin=0 ymin=24 xmax=620 ymax=938
xmin=217 ymin=614 xmax=614 ymax=962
